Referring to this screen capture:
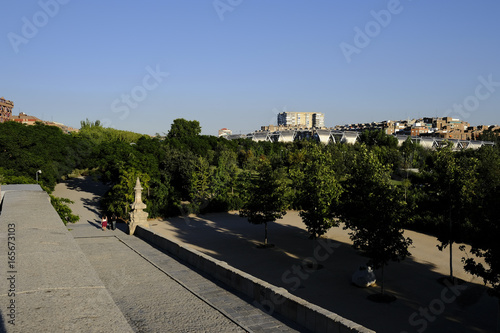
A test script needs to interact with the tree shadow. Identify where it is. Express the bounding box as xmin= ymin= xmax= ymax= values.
xmin=81 ymin=197 xmax=102 ymax=216
xmin=156 ymin=212 xmax=498 ymax=333
xmin=63 ymin=176 xmax=109 ymax=196
xmin=0 ymin=309 xmax=7 ymax=332
xmin=88 ymin=219 xmax=103 ymax=230
xmin=60 ymin=177 xmax=109 ymax=217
